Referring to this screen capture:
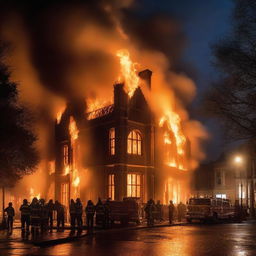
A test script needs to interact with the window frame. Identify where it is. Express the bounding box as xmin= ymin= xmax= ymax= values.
xmin=108 ymin=174 xmax=115 ymax=200
xmin=127 ymin=130 xmax=142 ymax=155
xmin=127 ymin=173 xmax=141 ymax=198
xmin=63 ymin=144 xmax=69 ymax=166
xmin=109 ymin=128 xmax=115 ymax=156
